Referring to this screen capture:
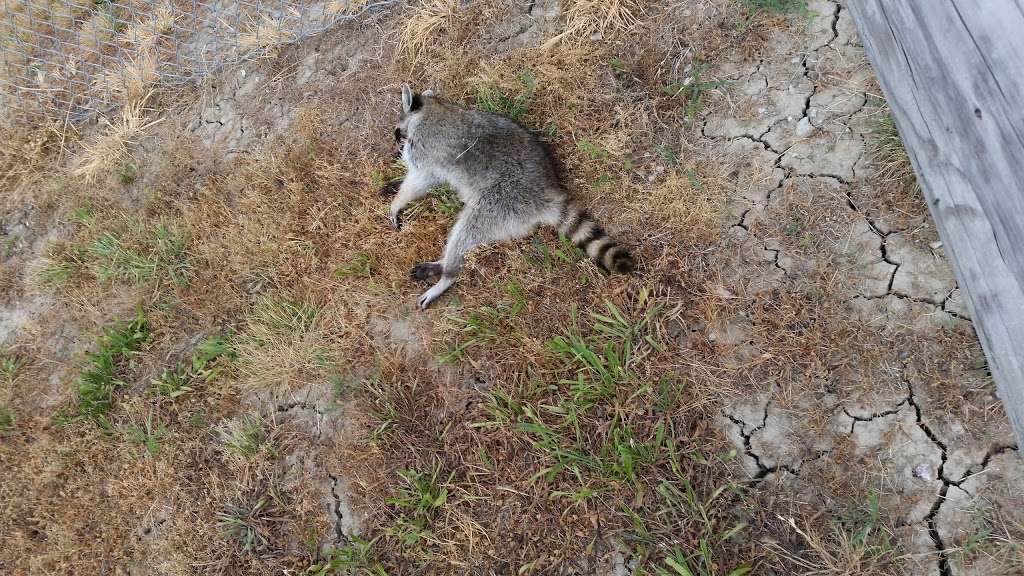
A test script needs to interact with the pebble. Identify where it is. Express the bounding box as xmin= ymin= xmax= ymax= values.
xmin=912 ymin=462 xmax=934 ymax=482
xmin=795 ymin=116 xmax=814 ymax=137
